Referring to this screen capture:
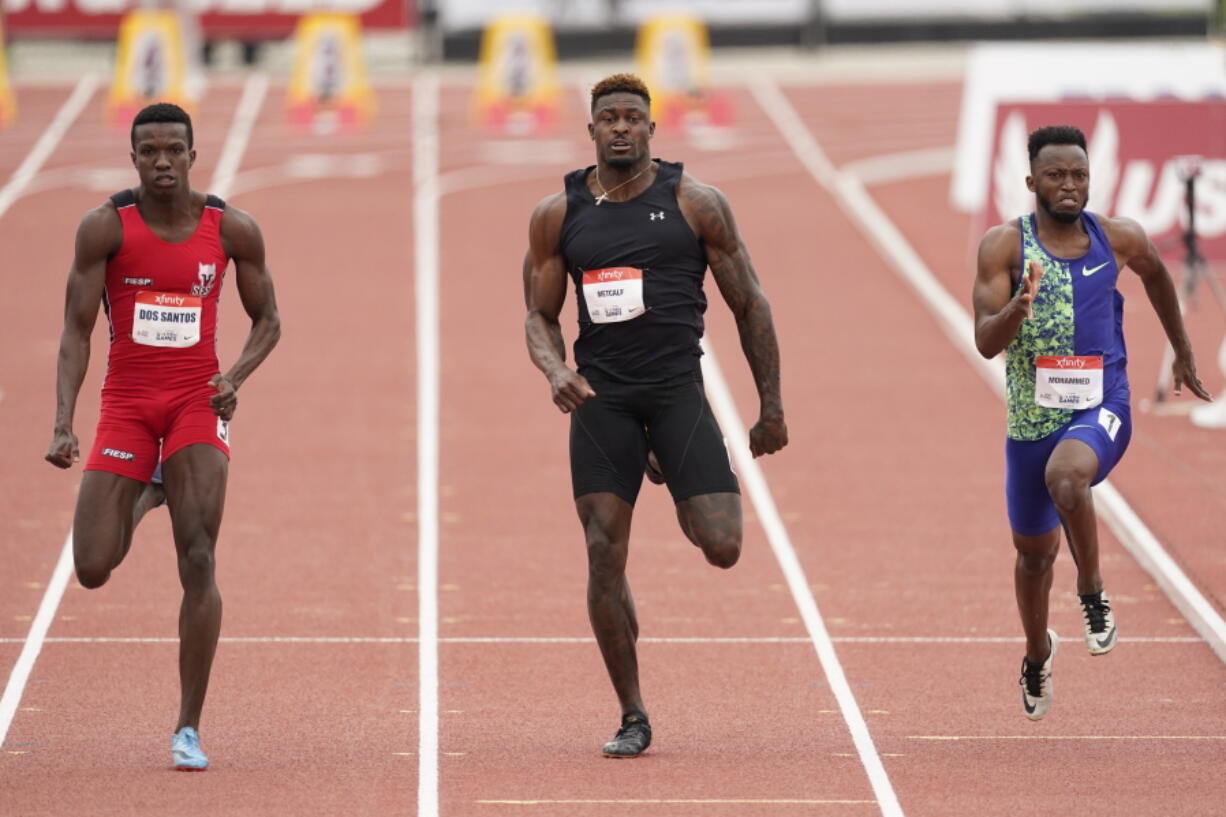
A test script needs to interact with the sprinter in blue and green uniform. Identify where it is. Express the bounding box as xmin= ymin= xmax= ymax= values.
xmin=972 ymin=125 xmax=1211 ymax=720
